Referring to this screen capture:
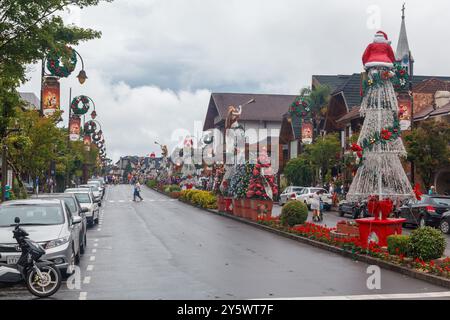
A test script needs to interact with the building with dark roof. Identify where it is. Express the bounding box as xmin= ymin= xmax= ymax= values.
xmin=203 ymin=92 xmax=297 ymax=174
